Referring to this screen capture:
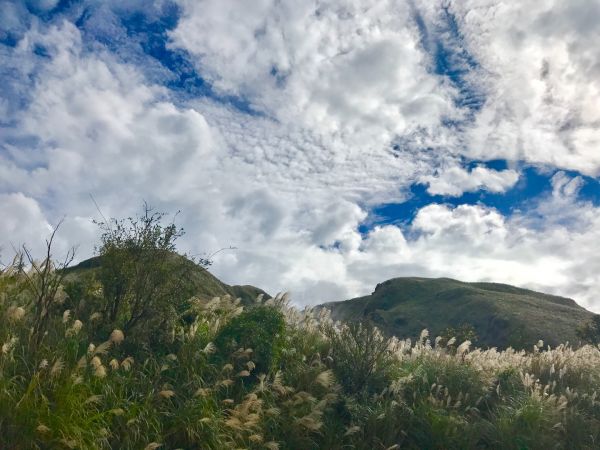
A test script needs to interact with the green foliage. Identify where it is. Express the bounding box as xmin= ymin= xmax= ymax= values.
xmin=94 ymin=203 xmax=201 ymax=342
xmin=215 ymin=305 xmax=286 ymax=374
xmin=325 ymin=320 xmax=399 ymax=395
xmin=486 ymin=393 xmax=564 ymax=449
xmin=441 ymin=322 xmax=479 ymax=346
xmin=576 ymin=314 xmax=600 ymax=344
